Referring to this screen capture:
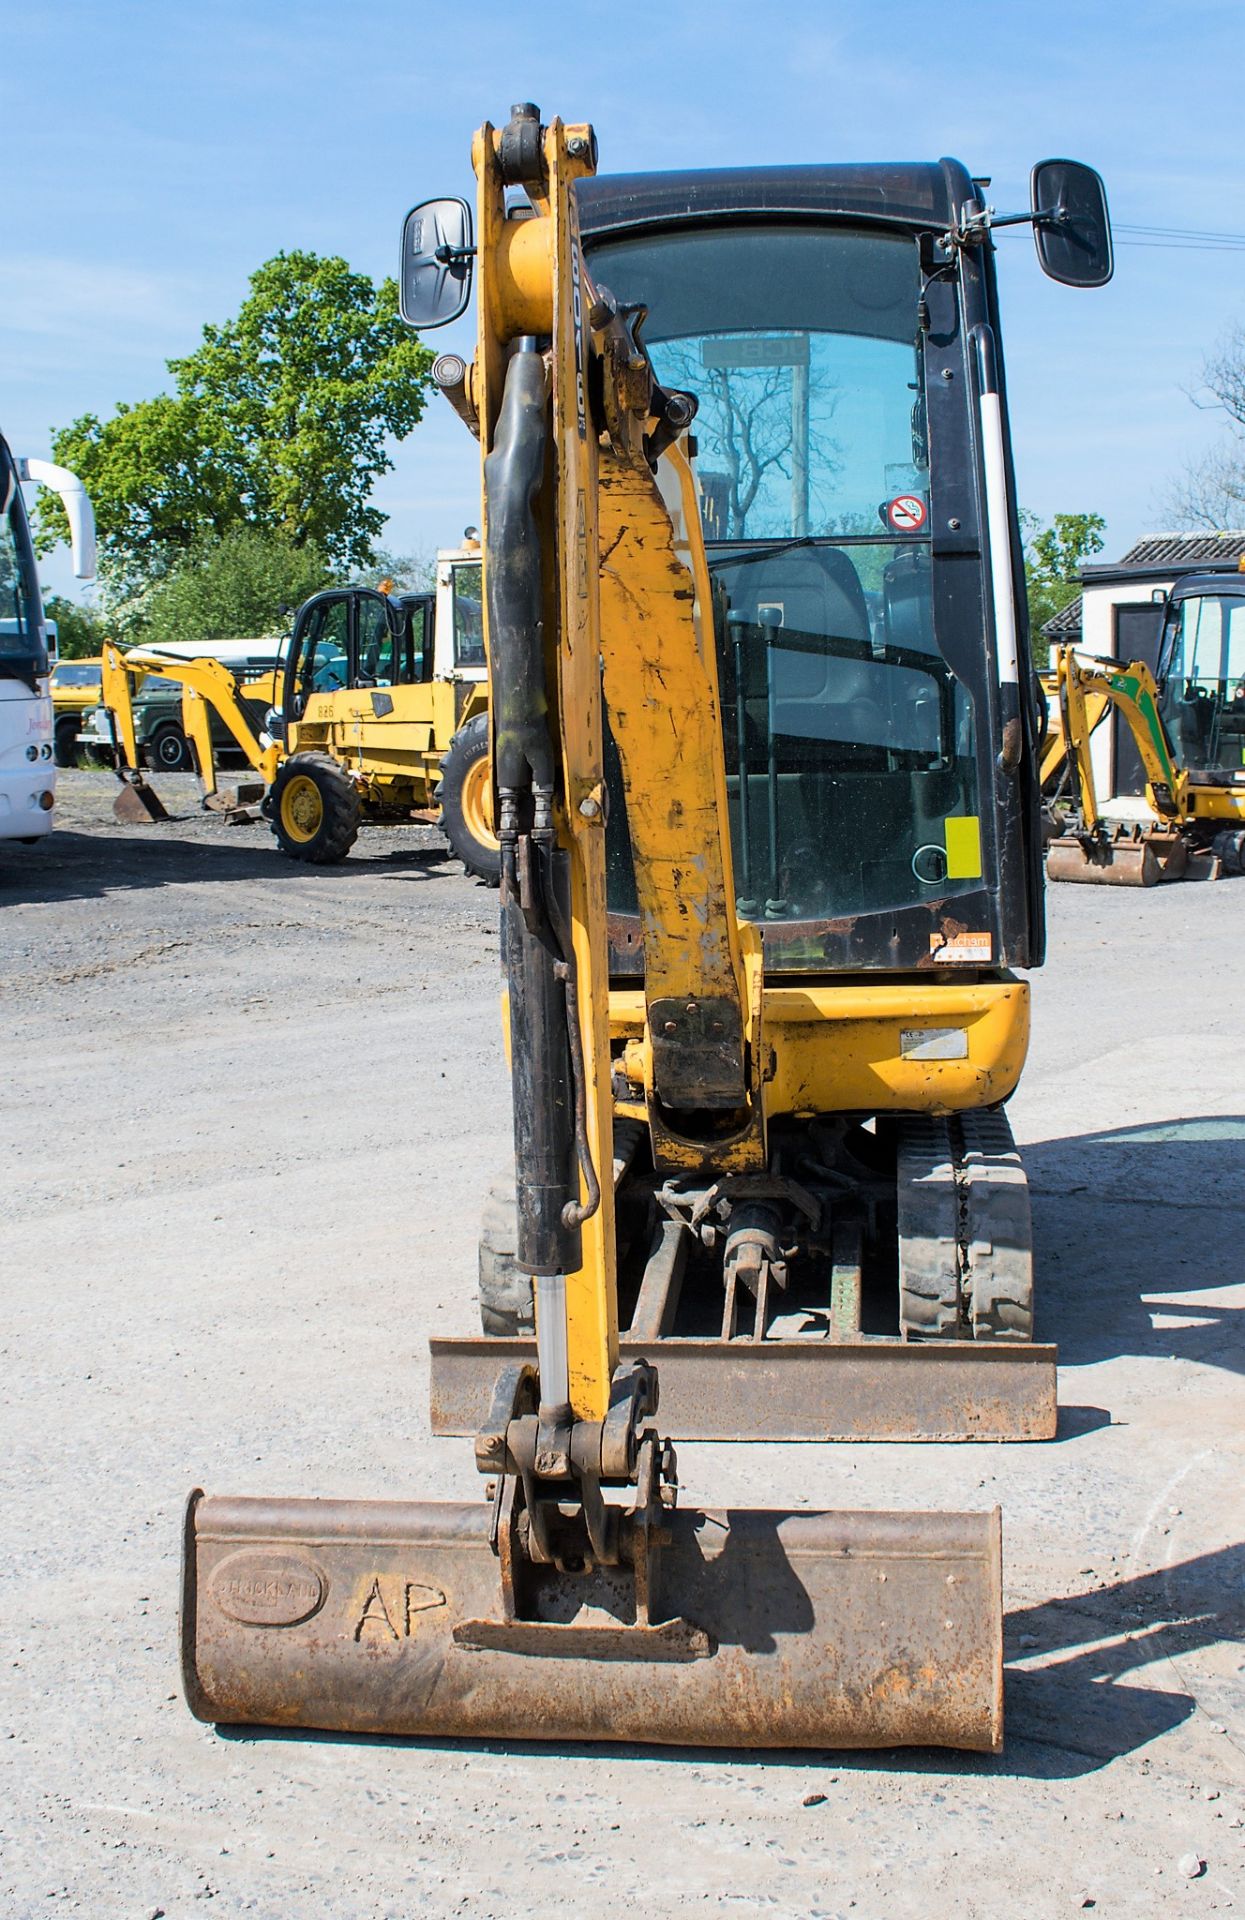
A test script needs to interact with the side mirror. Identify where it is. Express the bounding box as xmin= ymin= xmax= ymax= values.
xmin=400 ymin=198 xmax=474 ymax=329
xmin=1030 ymin=160 xmax=1113 ymax=288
